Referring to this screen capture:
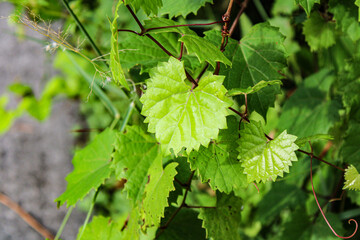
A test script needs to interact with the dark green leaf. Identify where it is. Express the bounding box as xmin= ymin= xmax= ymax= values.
xmin=159 ymin=0 xmax=213 ymax=18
